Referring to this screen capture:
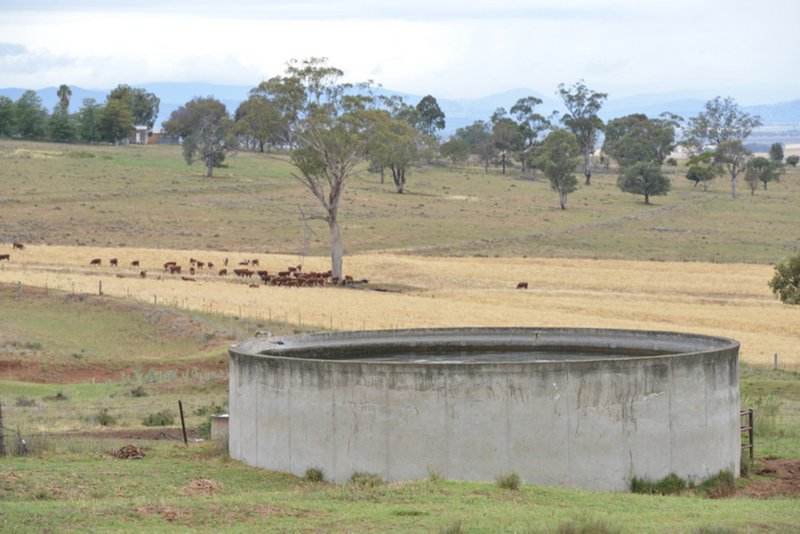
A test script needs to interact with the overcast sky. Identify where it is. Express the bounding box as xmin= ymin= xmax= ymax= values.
xmin=1 ymin=0 xmax=798 ymax=103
